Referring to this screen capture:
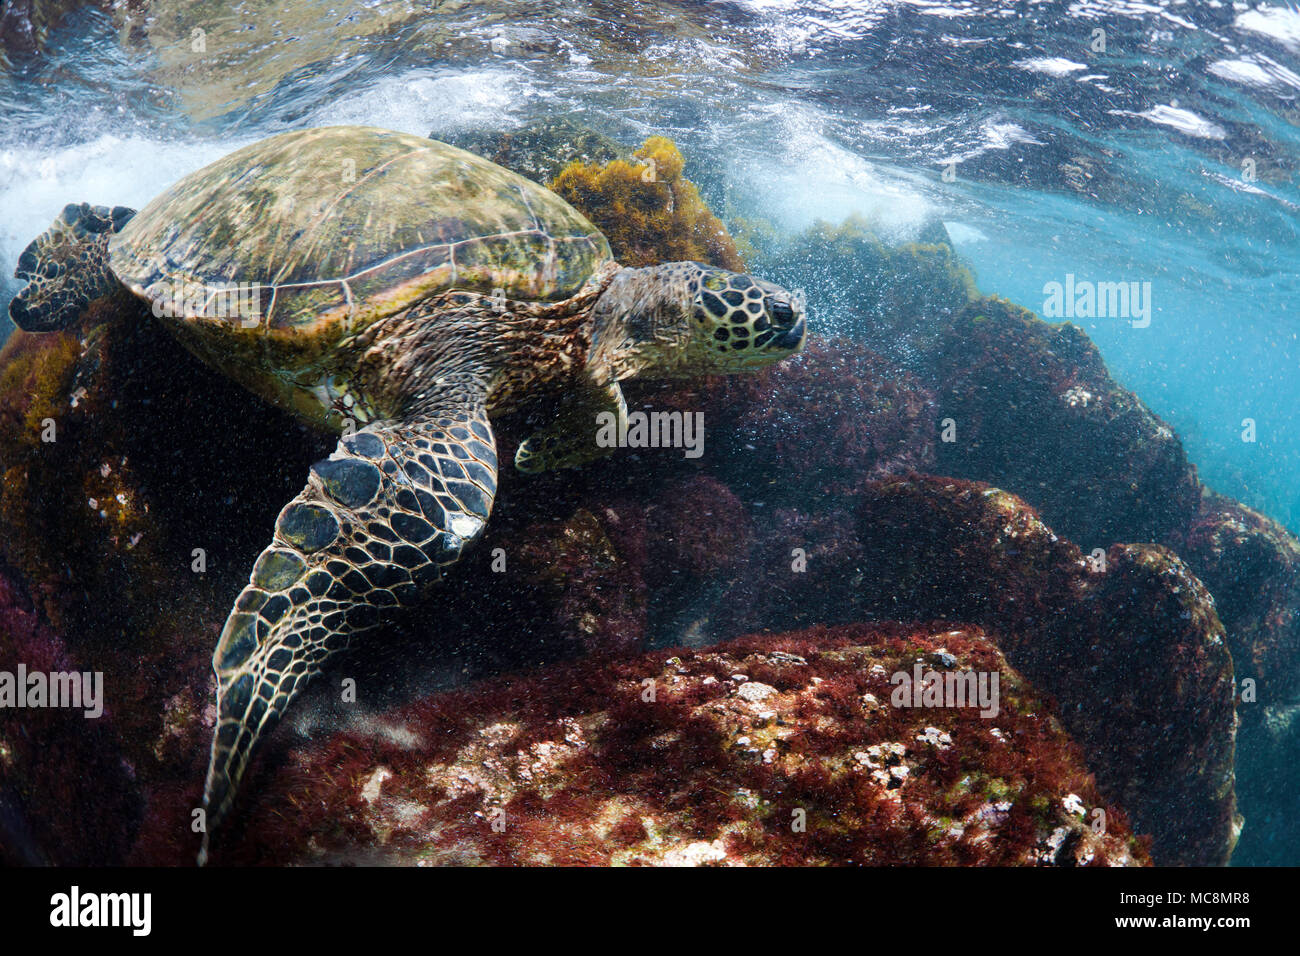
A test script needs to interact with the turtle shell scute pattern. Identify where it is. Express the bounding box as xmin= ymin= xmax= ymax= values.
xmin=107 ymin=125 xmax=613 ymax=358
